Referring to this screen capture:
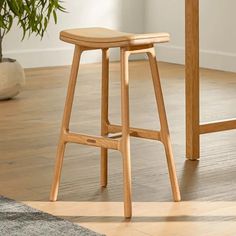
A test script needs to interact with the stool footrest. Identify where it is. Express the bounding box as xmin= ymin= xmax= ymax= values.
xmin=64 ymin=132 xmax=120 ymax=150
xmin=108 ymin=124 xmax=162 ymax=141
